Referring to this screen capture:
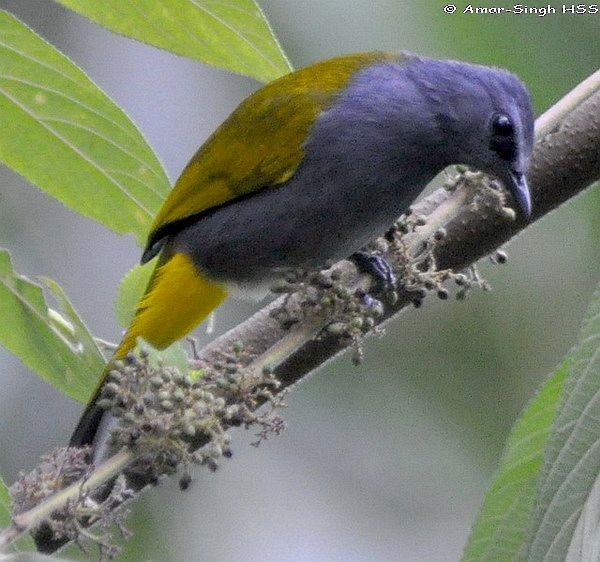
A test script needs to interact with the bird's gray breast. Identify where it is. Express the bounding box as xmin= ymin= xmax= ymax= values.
xmin=173 ymin=61 xmax=445 ymax=285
